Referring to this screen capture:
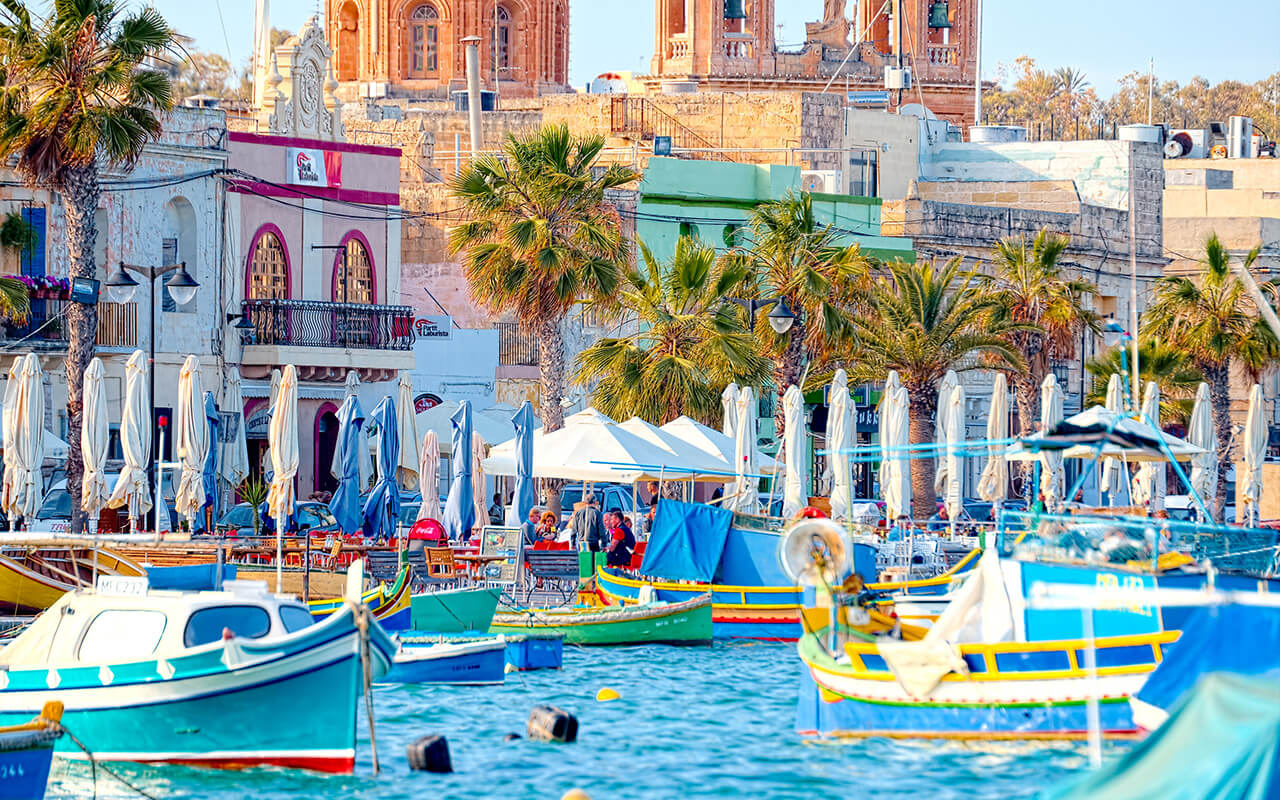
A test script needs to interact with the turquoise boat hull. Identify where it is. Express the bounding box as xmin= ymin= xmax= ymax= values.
xmin=410 ymin=586 xmax=501 ymax=633
xmin=0 ymin=606 xmax=395 ymax=773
